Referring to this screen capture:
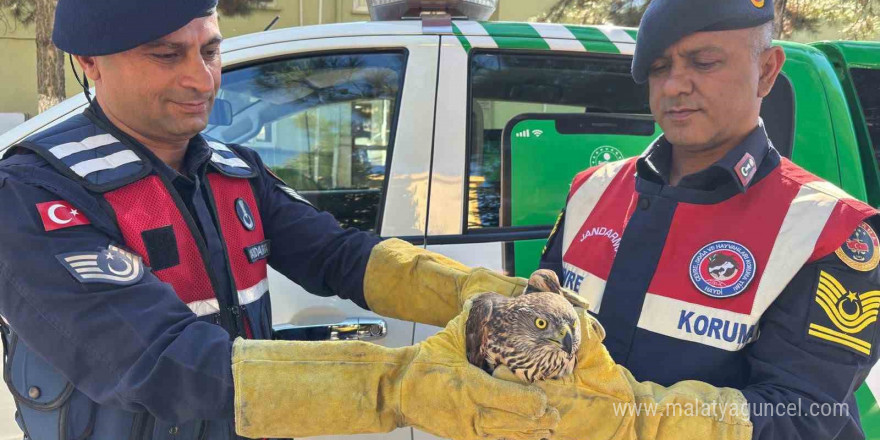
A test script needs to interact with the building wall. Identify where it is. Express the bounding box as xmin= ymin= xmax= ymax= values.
xmin=0 ymin=21 xmax=85 ymax=118
xmin=0 ymin=0 xmax=556 ymax=117
xmin=0 ymin=0 xmax=560 ymax=117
